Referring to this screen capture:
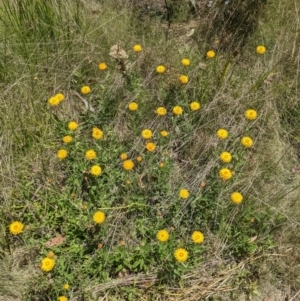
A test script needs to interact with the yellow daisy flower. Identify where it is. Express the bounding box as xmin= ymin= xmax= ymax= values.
xmin=68 ymin=121 xmax=78 ymax=131
xmin=48 ymin=96 xmax=60 ymax=106
xmin=85 ymin=149 xmax=96 ymax=160
xmin=145 ymin=142 xmax=156 ymax=152
xmin=179 ymin=188 xmax=189 ymax=199
xmin=220 ymin=151 xmax=232 ymax=163
xmin=9 ymin=221 xmax=24 ymax=235
xmin=156 ymin=65 xmax=166 ymax=74
xmin=217 ymin=128 xmax=228 ymax=139
xmin=256 ymin=45 xmax=266 ymax=55
xmin=219 ymin=168 xmax=232 ymax=180
xmin=190 ymin=101 xmax=200 ymax=111
xmin=128 ymin=102 xmax=138 ymax=111
xmin=160 ymin=130 xmax=169 ymax=137
xmin=41 ymin=257 xmax=55 ymax=272
xmin=181 ymin=58 xmax=190 ymax=66
xmin=63 ymin=283 xmax=70 ymax=290
xmin=123 ymin=159 xmax=135 ymax=170
xmin=173 ymin=106 xmax=183 ymax=115
xmin=90 ymin=165 xmax=102 ymax=176
xmin=231 ymin=192 xmax=243 ymax=204
xmin=191 ymin=231 xmax=204 ymax=244
xmin=57 ymin=149 xmax=68 ymax=159
xmin=55 ymin=93 xmax=65 ymax=102
xmin=92 ymin=127 xmax=103 ymax=140
xmin=93 ymin=211 xmax=106 ymax=224
xmin=158 ymin=162 xmax=164 ymax=168
xmin=156 ymin=107 xmax=167 ymax=116
xmin=62 ymin=135 xmax=73 ymax=143
xmin=179 ymin=75 xmax=189 ymax=84
xmin=174 ymin=248 xmax=188 ymax=263
xmin=206 ymin=50 xmax=216 ymax=58
xmin=245 ymin=109 xmax=257 ymax=120
xmin=241 ymin=136 xmax=253 ymax=148
xmin=136 ymin=156 xmax=143 ymax=162
xmin=141 ymin=129 xmax=153 ymax=139
xmin=133 ymin=44 xmax=142 ymax=52
xmin=98 ymin=62 xmax=107 ymax=70
xmin=58 ymin=296 xmax=68 ymax=301
xmin=156 ymin=229 xmax=169 ymax=242
xmin=120 ymin=153 xmax=127 ymax=160
xmin=81 ymin=85 xmax=91 ymax=95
